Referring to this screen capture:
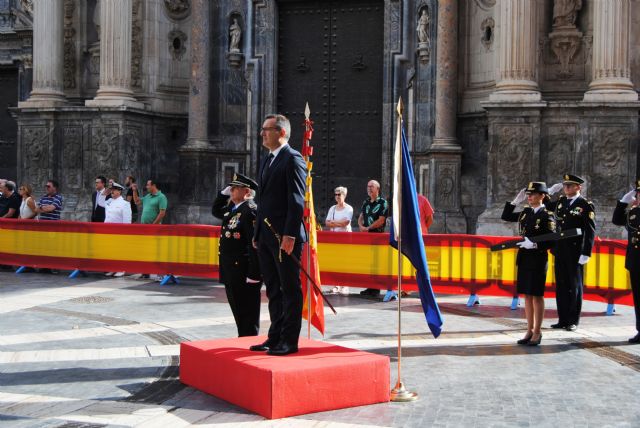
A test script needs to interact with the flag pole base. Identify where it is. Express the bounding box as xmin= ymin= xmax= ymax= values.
xmin=390 ymin=381 xmax=418 ymax=402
